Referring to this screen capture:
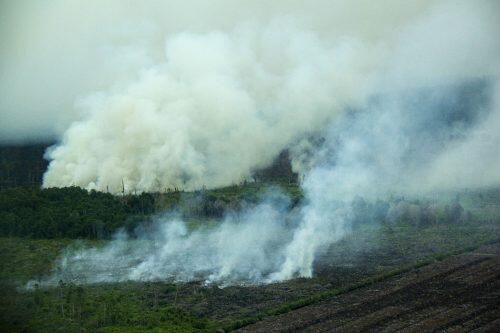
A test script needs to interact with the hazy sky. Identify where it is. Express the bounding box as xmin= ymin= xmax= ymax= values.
xmin=1 ymin=0 xmax=498 ymax=194
xmin=0 ymin=0 xmax=434 ymax=143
